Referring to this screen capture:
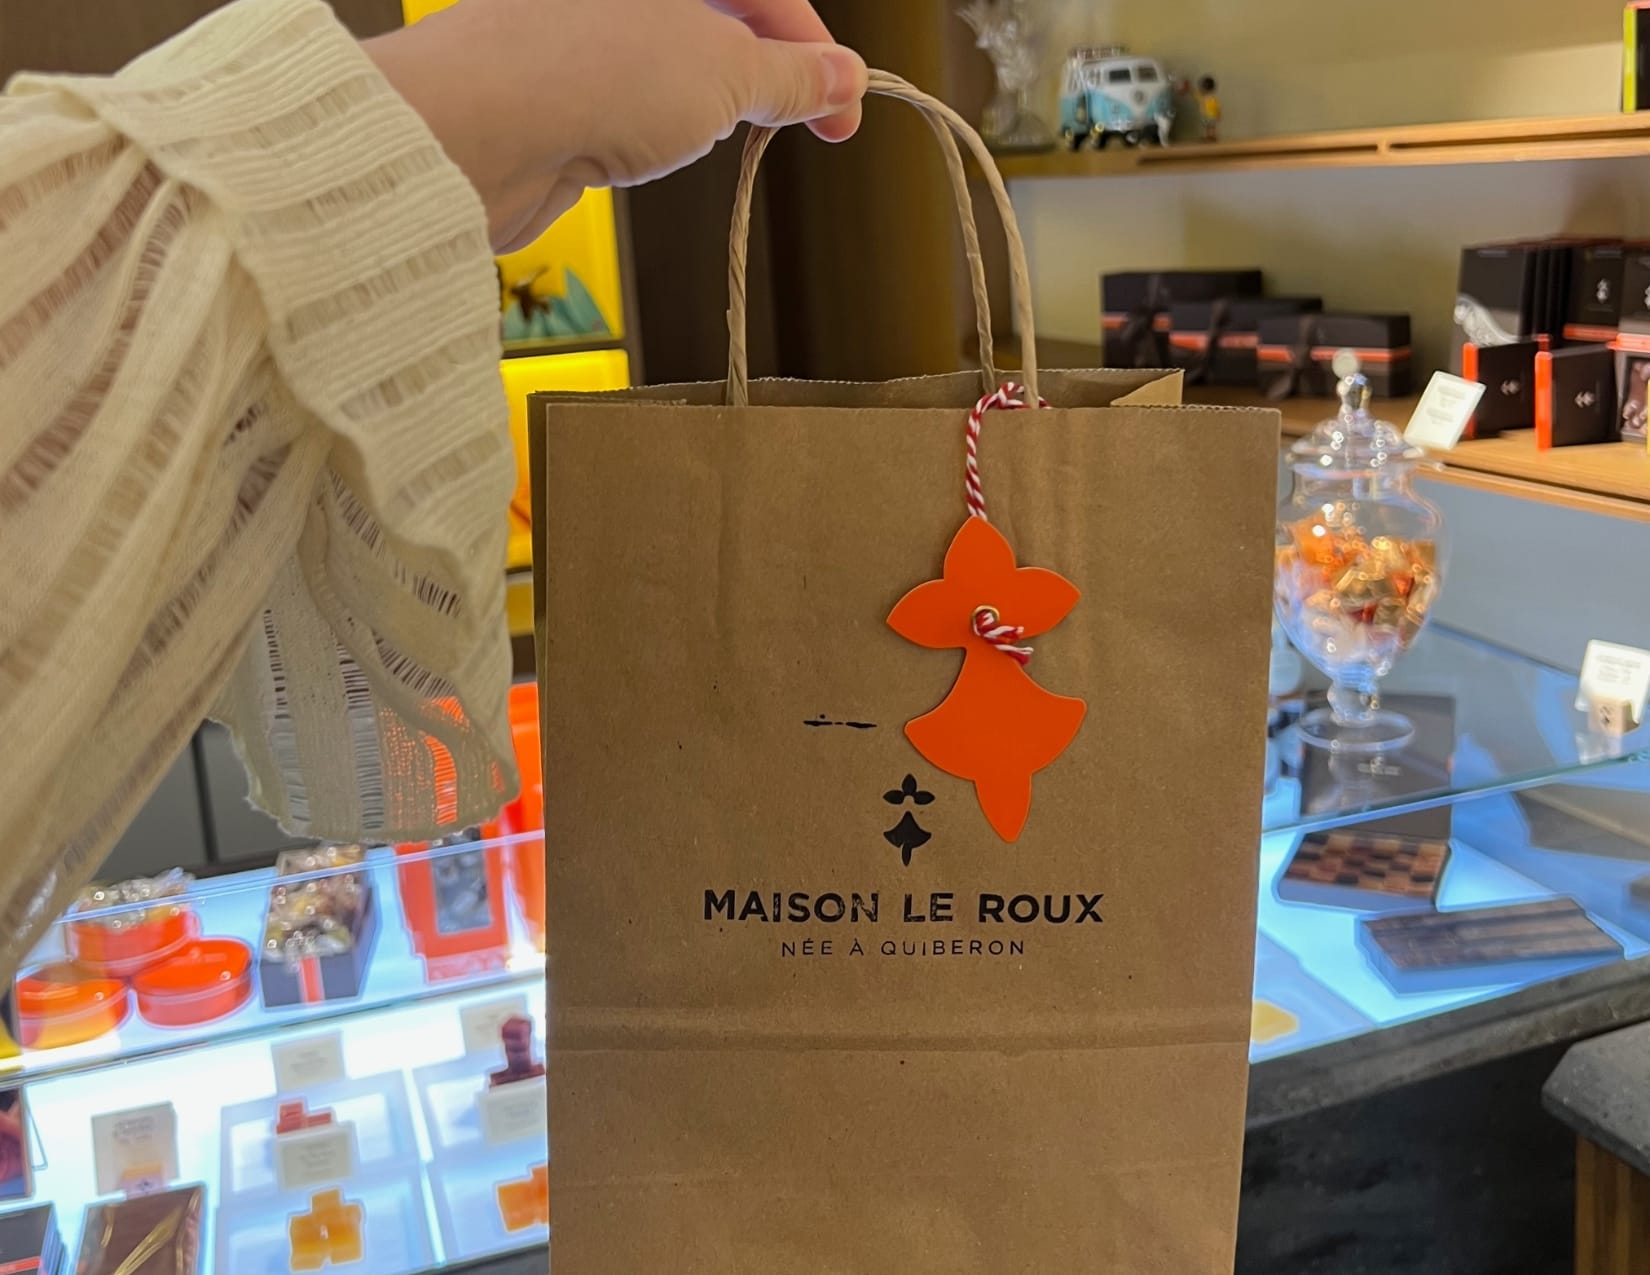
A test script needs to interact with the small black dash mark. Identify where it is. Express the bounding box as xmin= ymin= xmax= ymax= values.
xmin=805 ymin=714 xmax=879 ymax=730
xmin=884 ymin=812 xmax=932 ymax=867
